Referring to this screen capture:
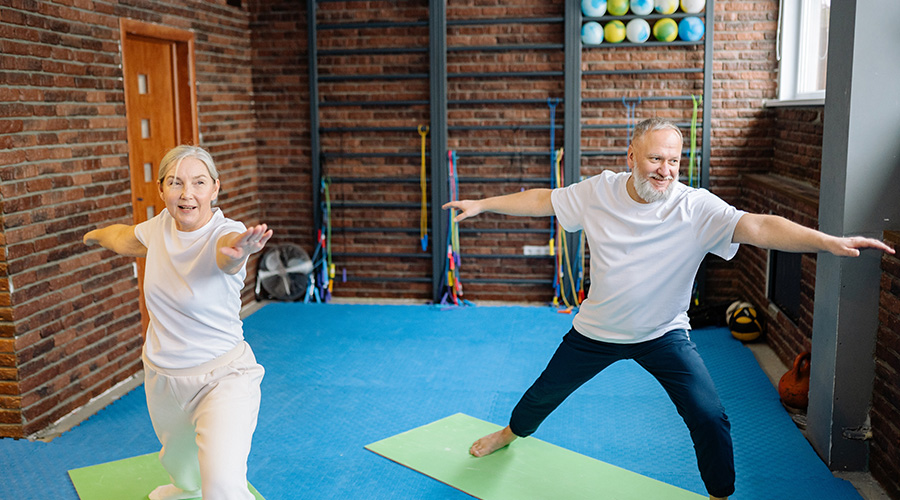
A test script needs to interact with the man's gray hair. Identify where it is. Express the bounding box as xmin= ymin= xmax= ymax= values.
xmin=157 ymin=145 xmax=220 ymax=183
xmin=631 ymin=117 xmax=683 ymax=146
